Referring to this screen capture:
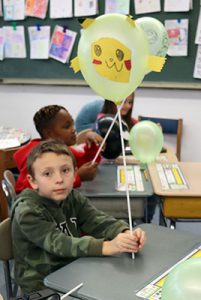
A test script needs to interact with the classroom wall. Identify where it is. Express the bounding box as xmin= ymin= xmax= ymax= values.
xmin=0 ymin=84 xmax=200 ymax=162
